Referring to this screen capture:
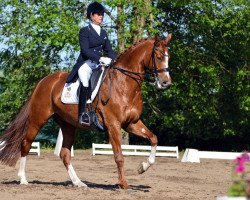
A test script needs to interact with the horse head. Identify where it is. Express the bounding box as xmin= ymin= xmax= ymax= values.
xmin=114 ymin=34 xmax=172 ymax=90
xmin=146 ymin=34 xmax=172 ymax=89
